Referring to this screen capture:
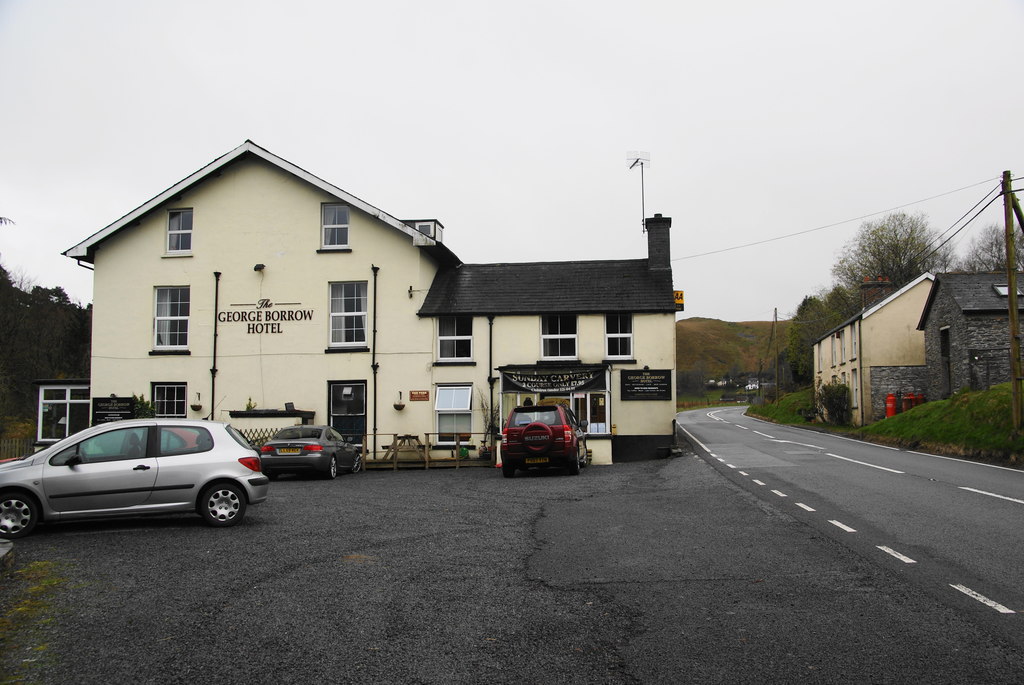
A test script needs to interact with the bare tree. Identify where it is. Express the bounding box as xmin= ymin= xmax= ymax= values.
xmin=832 ymin=211 xmax=956 ymax=291
xmin=954 ymin=222 xmax=1024 ymax=272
